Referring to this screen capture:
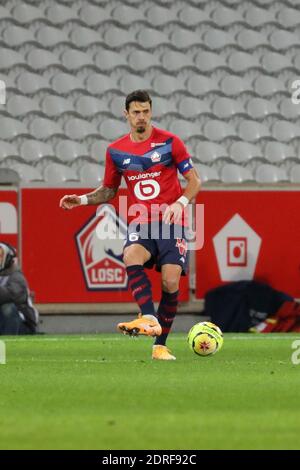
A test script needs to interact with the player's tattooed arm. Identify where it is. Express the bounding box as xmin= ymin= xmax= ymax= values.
xmin=86 ymin=185 xmax=118 ymax=204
